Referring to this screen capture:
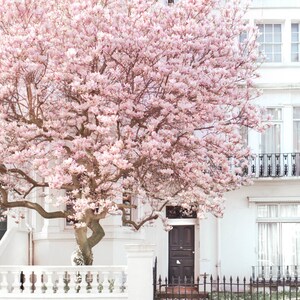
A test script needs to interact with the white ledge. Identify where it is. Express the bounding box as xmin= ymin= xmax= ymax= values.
xmin=248 ymin=196 xmax=300 ymax=203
